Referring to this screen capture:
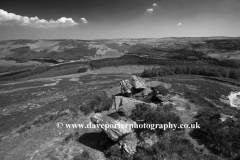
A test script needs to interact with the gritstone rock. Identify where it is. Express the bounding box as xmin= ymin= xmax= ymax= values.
xmin=130 ymin=75 xmax=147 ymax=89
xmin=91 ymin=113 xmax=136 ymax=141
xmin=108 ymin=96 xmax=157 ymax=116
xmin=120 ymin=75 xmax=149 ymax=95
xmin=120 ymin=79 xmax=133 ymax=95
